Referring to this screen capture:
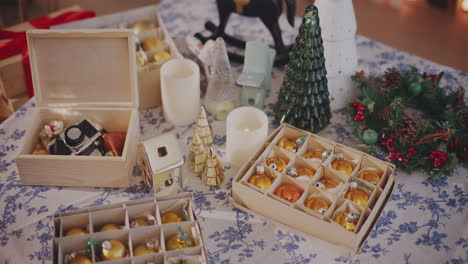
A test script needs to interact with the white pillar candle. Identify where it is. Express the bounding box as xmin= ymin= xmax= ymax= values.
xmin=161 ymin=58 xmax=200 ymax=126
xmin=226 ymin=107 xmax=268 ymax=167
